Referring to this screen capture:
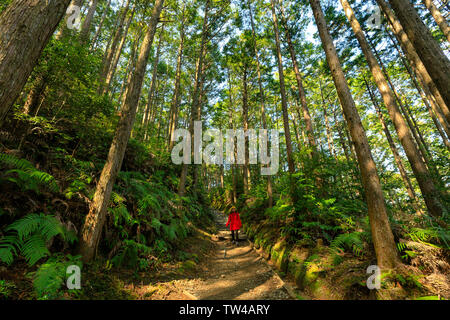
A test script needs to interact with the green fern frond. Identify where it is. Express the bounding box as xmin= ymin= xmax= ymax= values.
xmin=111 ymin=192 xmax=125 ymax=204
xmin=0 ymin=154 xmax=59 ymax=193
xmin=0 ymin=248 xmax=14 ymax=265
xmin=330 ymin=232 xmax=365 ymax=258
xmin=1 ymin=213 xmax=77 ymax=266
xmin=6 ymin=213 xmax=63 ymax=241
xmin=151 ymin=218 xmax=162 ymax=234
xmin=21 ymin=234 xmax=50 ymax=266
xmin=0 ymin=153 xmax=34 ymax=170
xmin=33 ymin=261 xmax=65 ymax=298
xmin=32 ymin=254 xmax=82 ymax=299
xmin=408 ymin=227 xmax=450 ymax=249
